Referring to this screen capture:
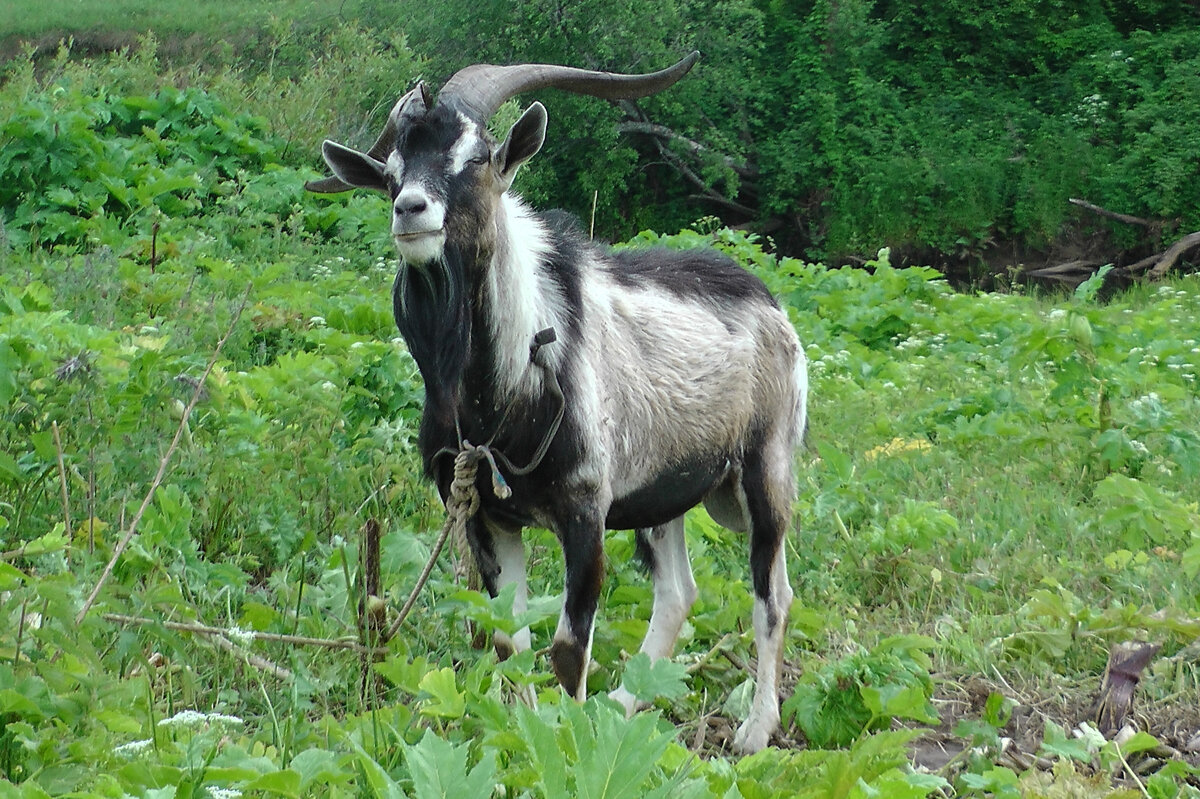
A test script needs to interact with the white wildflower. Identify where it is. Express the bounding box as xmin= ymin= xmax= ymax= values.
xmin=159 ymin=710 xmax=208 ymax=729
xmin=308 ymin=316 xmax=326 ymax=327
xmin=158 ymin=710 xmax=243 ymax=730
xmin=114 ymin=738 xmax=154 ymax=757
xmin=207 ymin=788 xmax=243 ymax=799
xmin=320 ymin=381 xmax=337 ymax=391
xmin=206 ymin=714 xmax=244 ymax=728
xmin=225 ymin=626 xmax=254 ymax=647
